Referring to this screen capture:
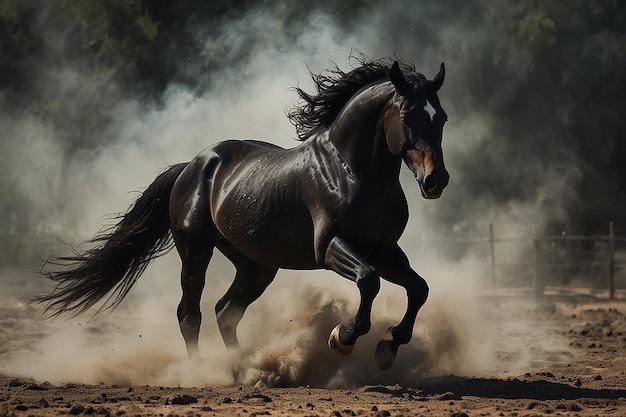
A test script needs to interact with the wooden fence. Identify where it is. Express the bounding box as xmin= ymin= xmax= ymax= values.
xmin=0 ymin=234 xmax=59 ymax=271
xmin=532 ymin=223 xmax=626 ymax=299
xmin=432 ymin=222 xmax=626 ymax=299
xmin=2 ymin=224 xmax=626 ymax=299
